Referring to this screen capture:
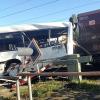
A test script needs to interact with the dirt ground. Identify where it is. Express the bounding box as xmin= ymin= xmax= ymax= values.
xmin=44 ymin=88 xmax=100 ymax=100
